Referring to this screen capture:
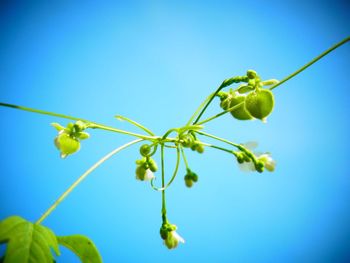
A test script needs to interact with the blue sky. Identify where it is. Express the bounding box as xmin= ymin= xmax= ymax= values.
xmin=0 ymin=1 xmax=349 ymax=262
